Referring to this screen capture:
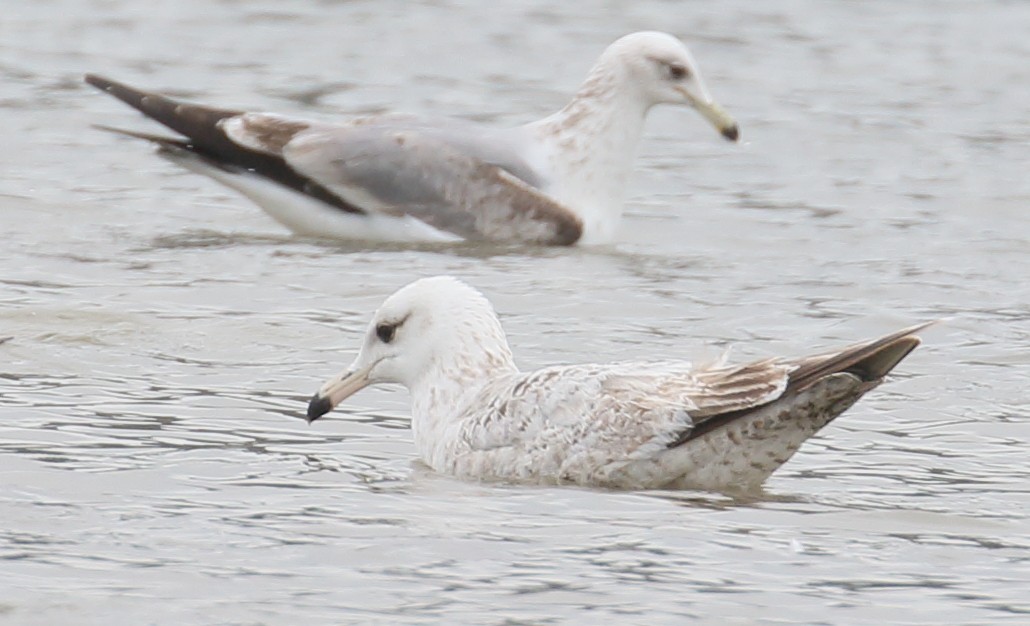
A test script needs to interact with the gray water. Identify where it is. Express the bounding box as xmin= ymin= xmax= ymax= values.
xmin=2 ymin=1 xmax=1029 ymax=624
